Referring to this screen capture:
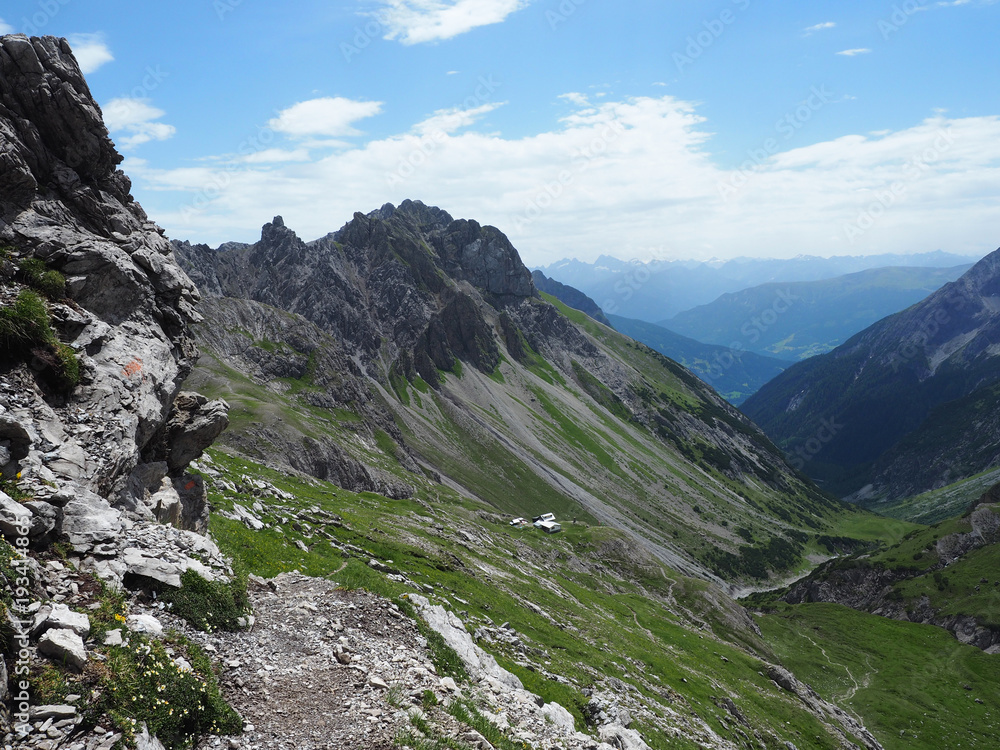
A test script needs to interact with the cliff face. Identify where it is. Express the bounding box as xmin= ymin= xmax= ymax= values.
xmin=0 ymin=34 xmax=225 ymax=544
